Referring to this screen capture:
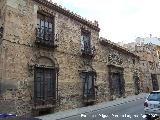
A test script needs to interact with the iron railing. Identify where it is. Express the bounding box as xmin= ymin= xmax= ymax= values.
xmin=35 ymin=28 xmax=58 ymax=48
xmin=81 ymin=46 xmax=96 ymax=58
